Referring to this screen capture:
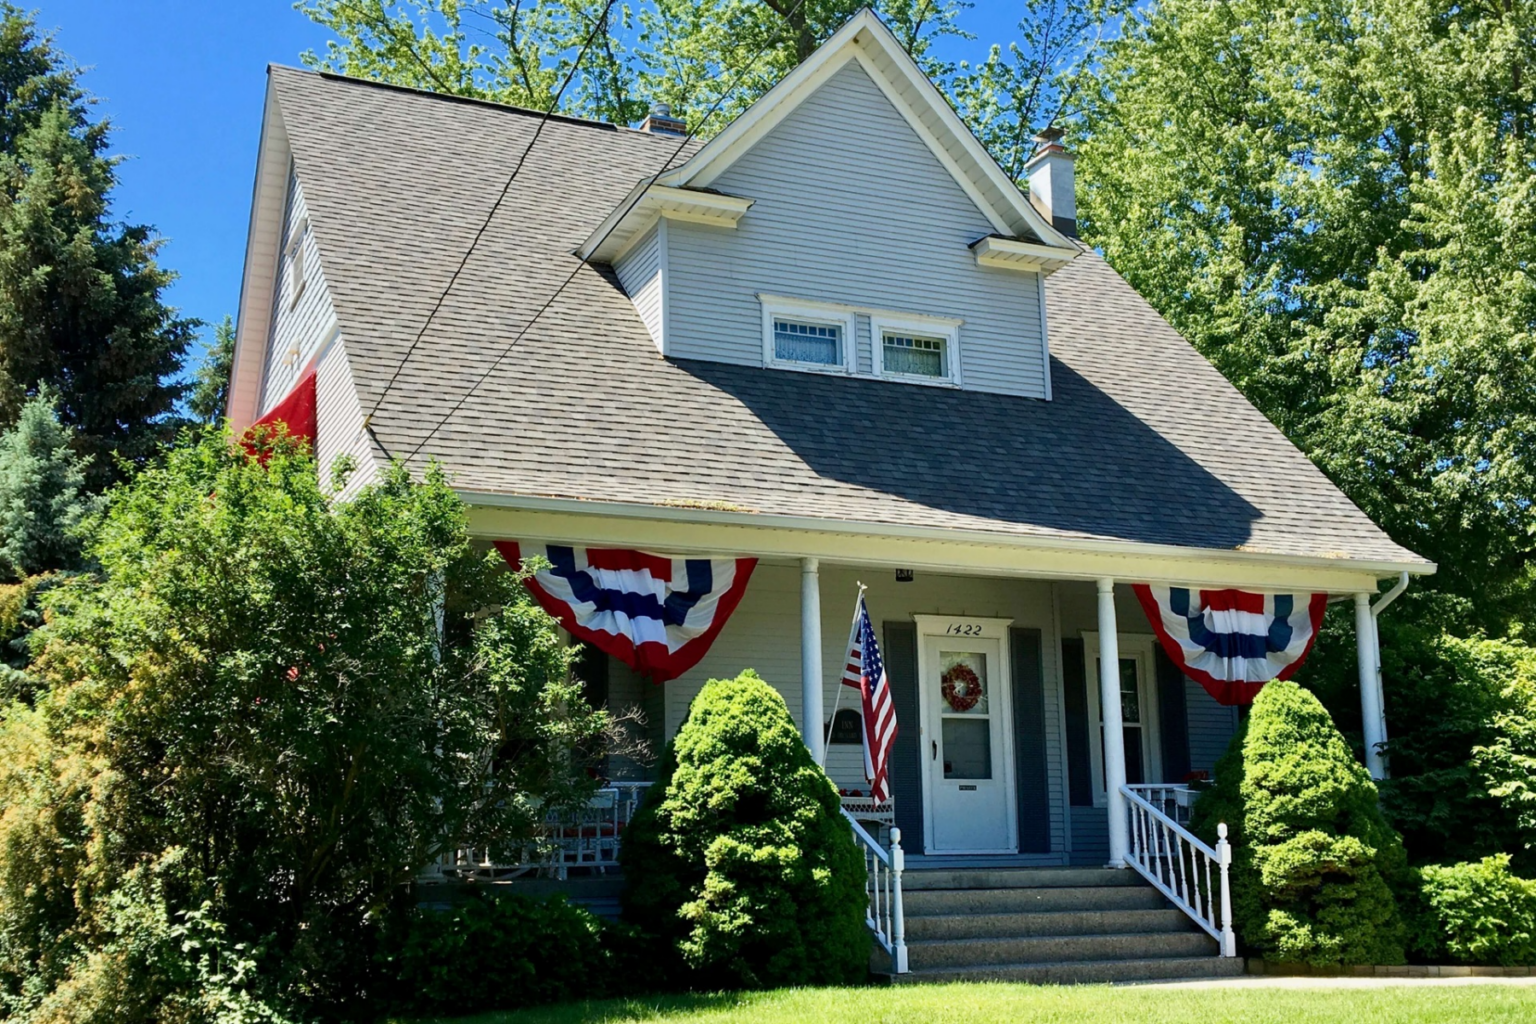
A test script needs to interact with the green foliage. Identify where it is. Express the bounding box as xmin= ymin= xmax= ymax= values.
xmin=1071 ymin=0 xmax=1536 ymax=633
xmin=188 ymin=316 xmax=236 ymax=426
xmin=1407 ymin=856 xmax=1536 ymax=967
xmin=1193 ymin=681 xmax=1407 ymax=966
xmin=380 ymin=893 xmax=652 ymax=1016
xmin=622 ymin=670 xmax=868 ymax=989
xmin=0 ymin=6 xmax=195 ymax=487
xmin=0 ymin=389 xmax=94 ymax=581
xmin=0 ymin=429 xmax=607 ymax=1021
xmin=1475 ymin=642 xmax=1536 ymax=859
xmin=296 ymin=0 xmax=967 ymax=132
